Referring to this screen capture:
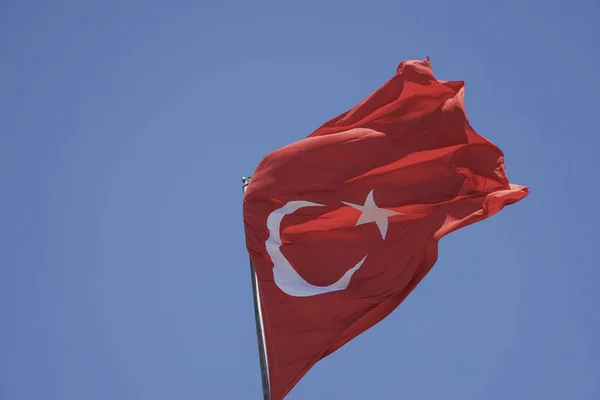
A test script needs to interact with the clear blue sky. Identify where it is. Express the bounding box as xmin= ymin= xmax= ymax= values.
xmin=1 ymin=1 xmax=598 ymax=399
